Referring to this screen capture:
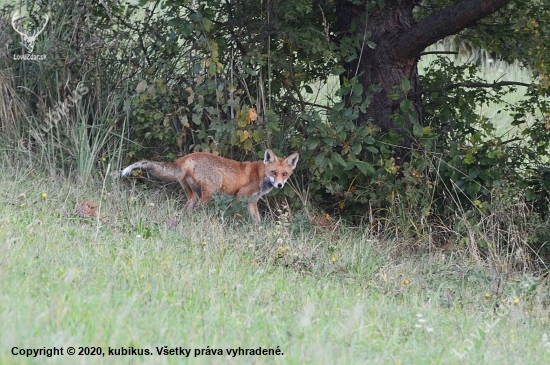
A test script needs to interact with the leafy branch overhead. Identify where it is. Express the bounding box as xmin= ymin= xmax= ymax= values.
xmin=394 ymin=0 xmax=515 ymax=60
